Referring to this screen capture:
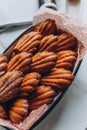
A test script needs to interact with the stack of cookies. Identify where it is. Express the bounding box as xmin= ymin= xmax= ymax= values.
xmin=0 ymin=19 xmax=78 ymax=124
